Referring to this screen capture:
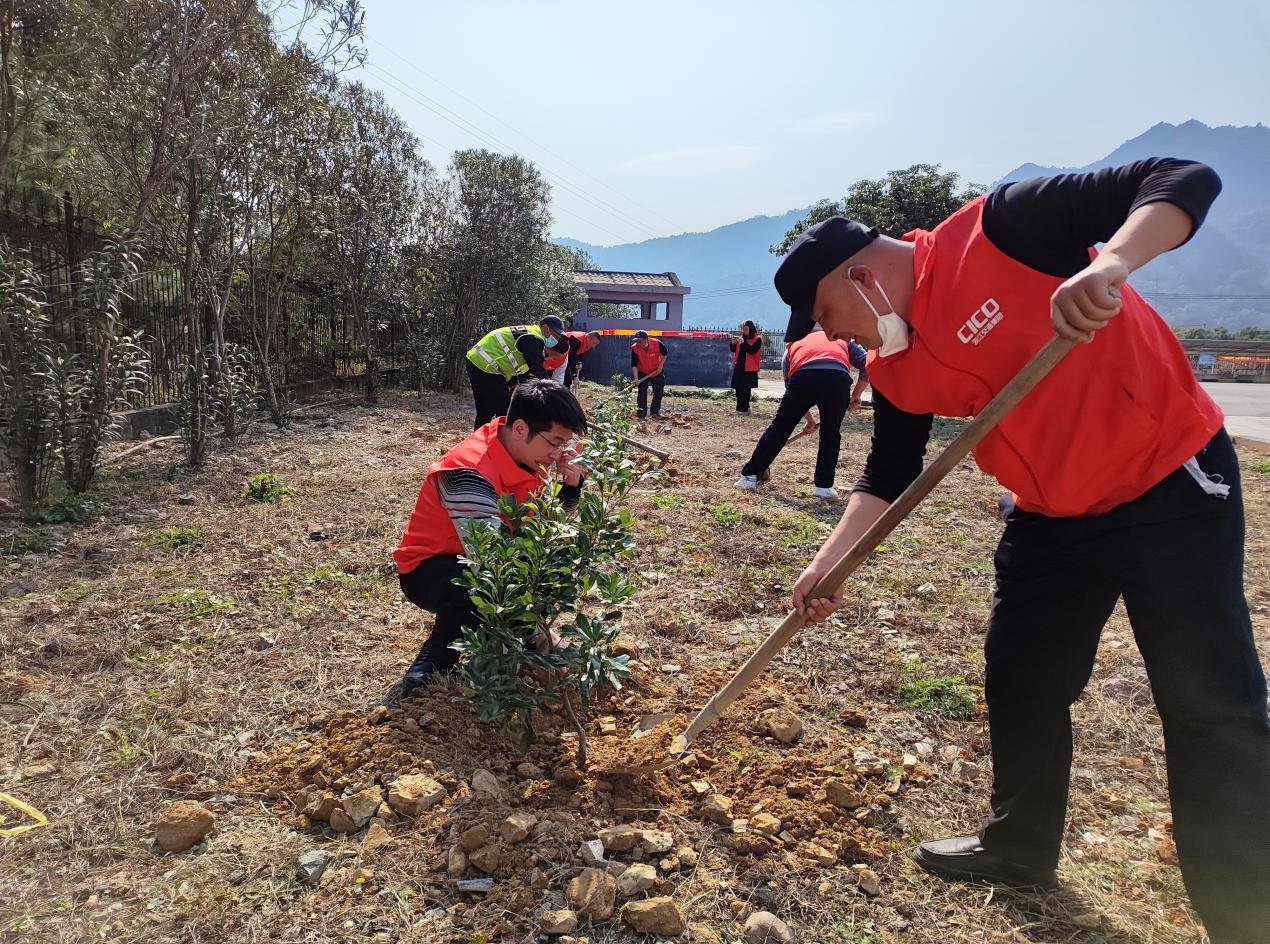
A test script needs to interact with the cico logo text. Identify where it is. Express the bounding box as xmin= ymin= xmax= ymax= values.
xmin=957 ymin=298 xmax=1003 ymax=345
